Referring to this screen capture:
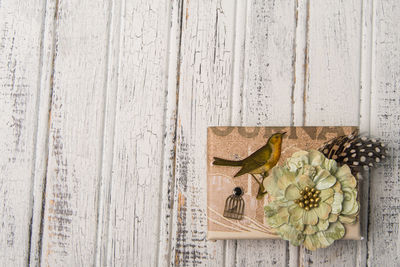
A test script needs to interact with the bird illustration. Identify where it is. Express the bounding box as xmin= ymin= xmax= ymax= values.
xmin=213 ymin=132 xmax=286 ymax=199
